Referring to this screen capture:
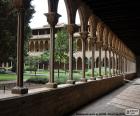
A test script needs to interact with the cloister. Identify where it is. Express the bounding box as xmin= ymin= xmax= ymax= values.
xmin=0 ymin=0 xmax=140 ymax=116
